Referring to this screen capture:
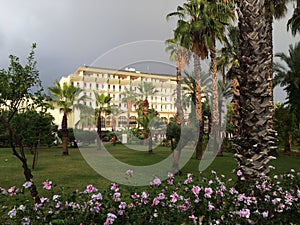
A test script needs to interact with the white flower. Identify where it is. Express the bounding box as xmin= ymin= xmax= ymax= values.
xmin=8 ymin=208 xmax=17 ymax=218
xmin=22 ymin=181 xmax=33 ymax=189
